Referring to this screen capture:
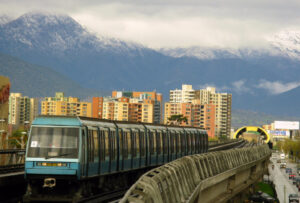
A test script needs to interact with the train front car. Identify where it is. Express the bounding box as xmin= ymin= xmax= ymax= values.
xmin=24 ymin=116 xmax=82 ymax=202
